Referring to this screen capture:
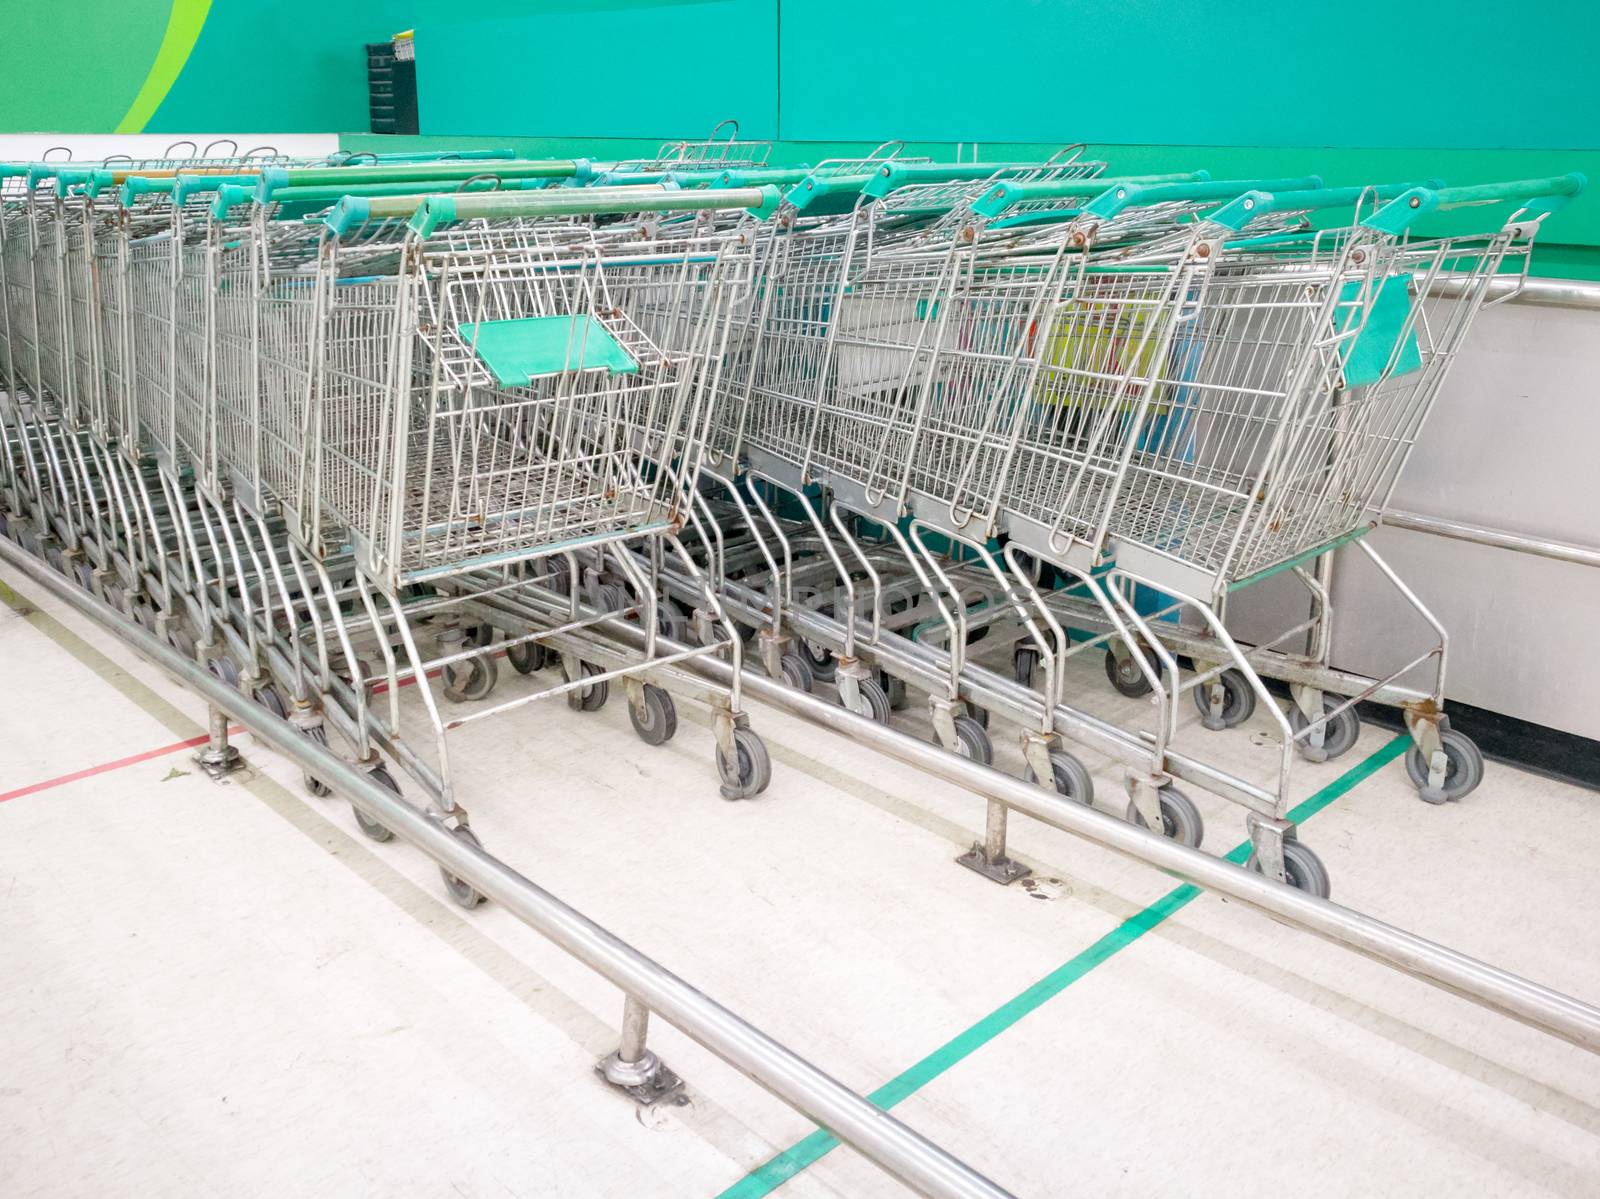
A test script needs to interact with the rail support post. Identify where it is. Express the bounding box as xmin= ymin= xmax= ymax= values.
xmin=194 ymin=703 xmax=244 ymax=779
xmin=598 ymin=994 xmax=684 ymax=1105
xmin=957 ymin=795 xmax=1030 ymax=885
